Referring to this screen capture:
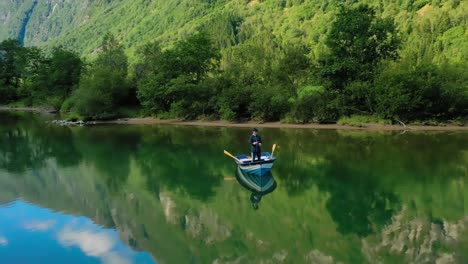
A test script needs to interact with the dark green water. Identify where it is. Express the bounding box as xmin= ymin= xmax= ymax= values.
xmin=0 ymin=111 xmax=467 ymax=264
